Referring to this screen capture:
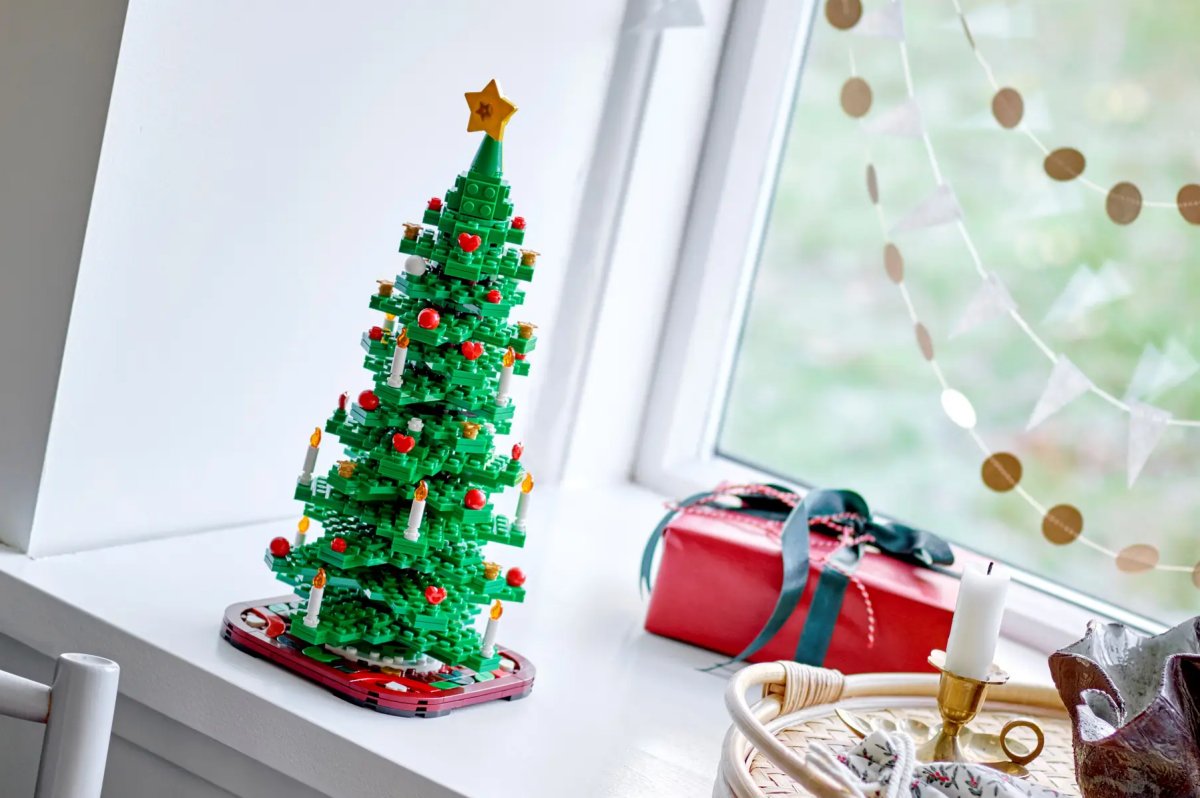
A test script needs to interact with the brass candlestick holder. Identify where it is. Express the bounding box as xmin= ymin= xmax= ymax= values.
xmin=838 ymin=650 xmax=1045 ymax=777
